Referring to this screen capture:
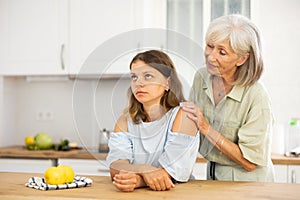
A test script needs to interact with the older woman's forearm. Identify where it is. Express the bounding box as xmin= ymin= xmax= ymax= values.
xmin=205 ymin=128 xmax=257 ymax=172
